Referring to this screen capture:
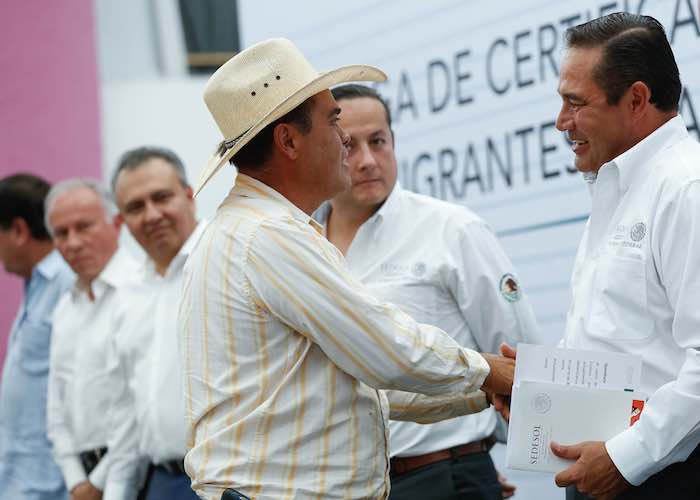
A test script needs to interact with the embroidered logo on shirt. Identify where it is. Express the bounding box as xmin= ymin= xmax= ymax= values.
xmin=630 ymin=222 xmax=646 ymax=242
xmin=412 ymin=262 xmax=426 ymax=277
xmin=499 ymin=273 xmax=521 ymax=302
